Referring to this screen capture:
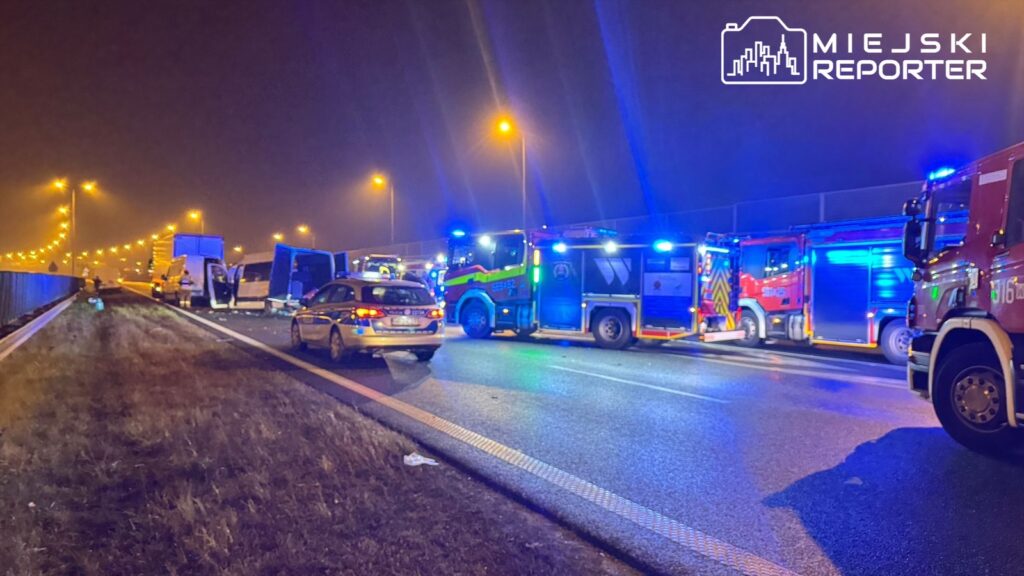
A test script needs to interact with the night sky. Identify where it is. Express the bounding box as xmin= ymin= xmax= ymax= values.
xmin=1 ymin=0 xmax=1022 ymax=256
